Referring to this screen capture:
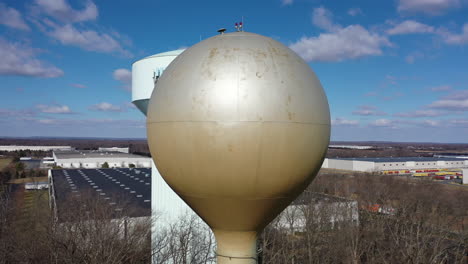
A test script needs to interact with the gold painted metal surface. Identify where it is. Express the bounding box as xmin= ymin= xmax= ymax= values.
xmin=147 ymin=32 xmax=330 ymax=262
